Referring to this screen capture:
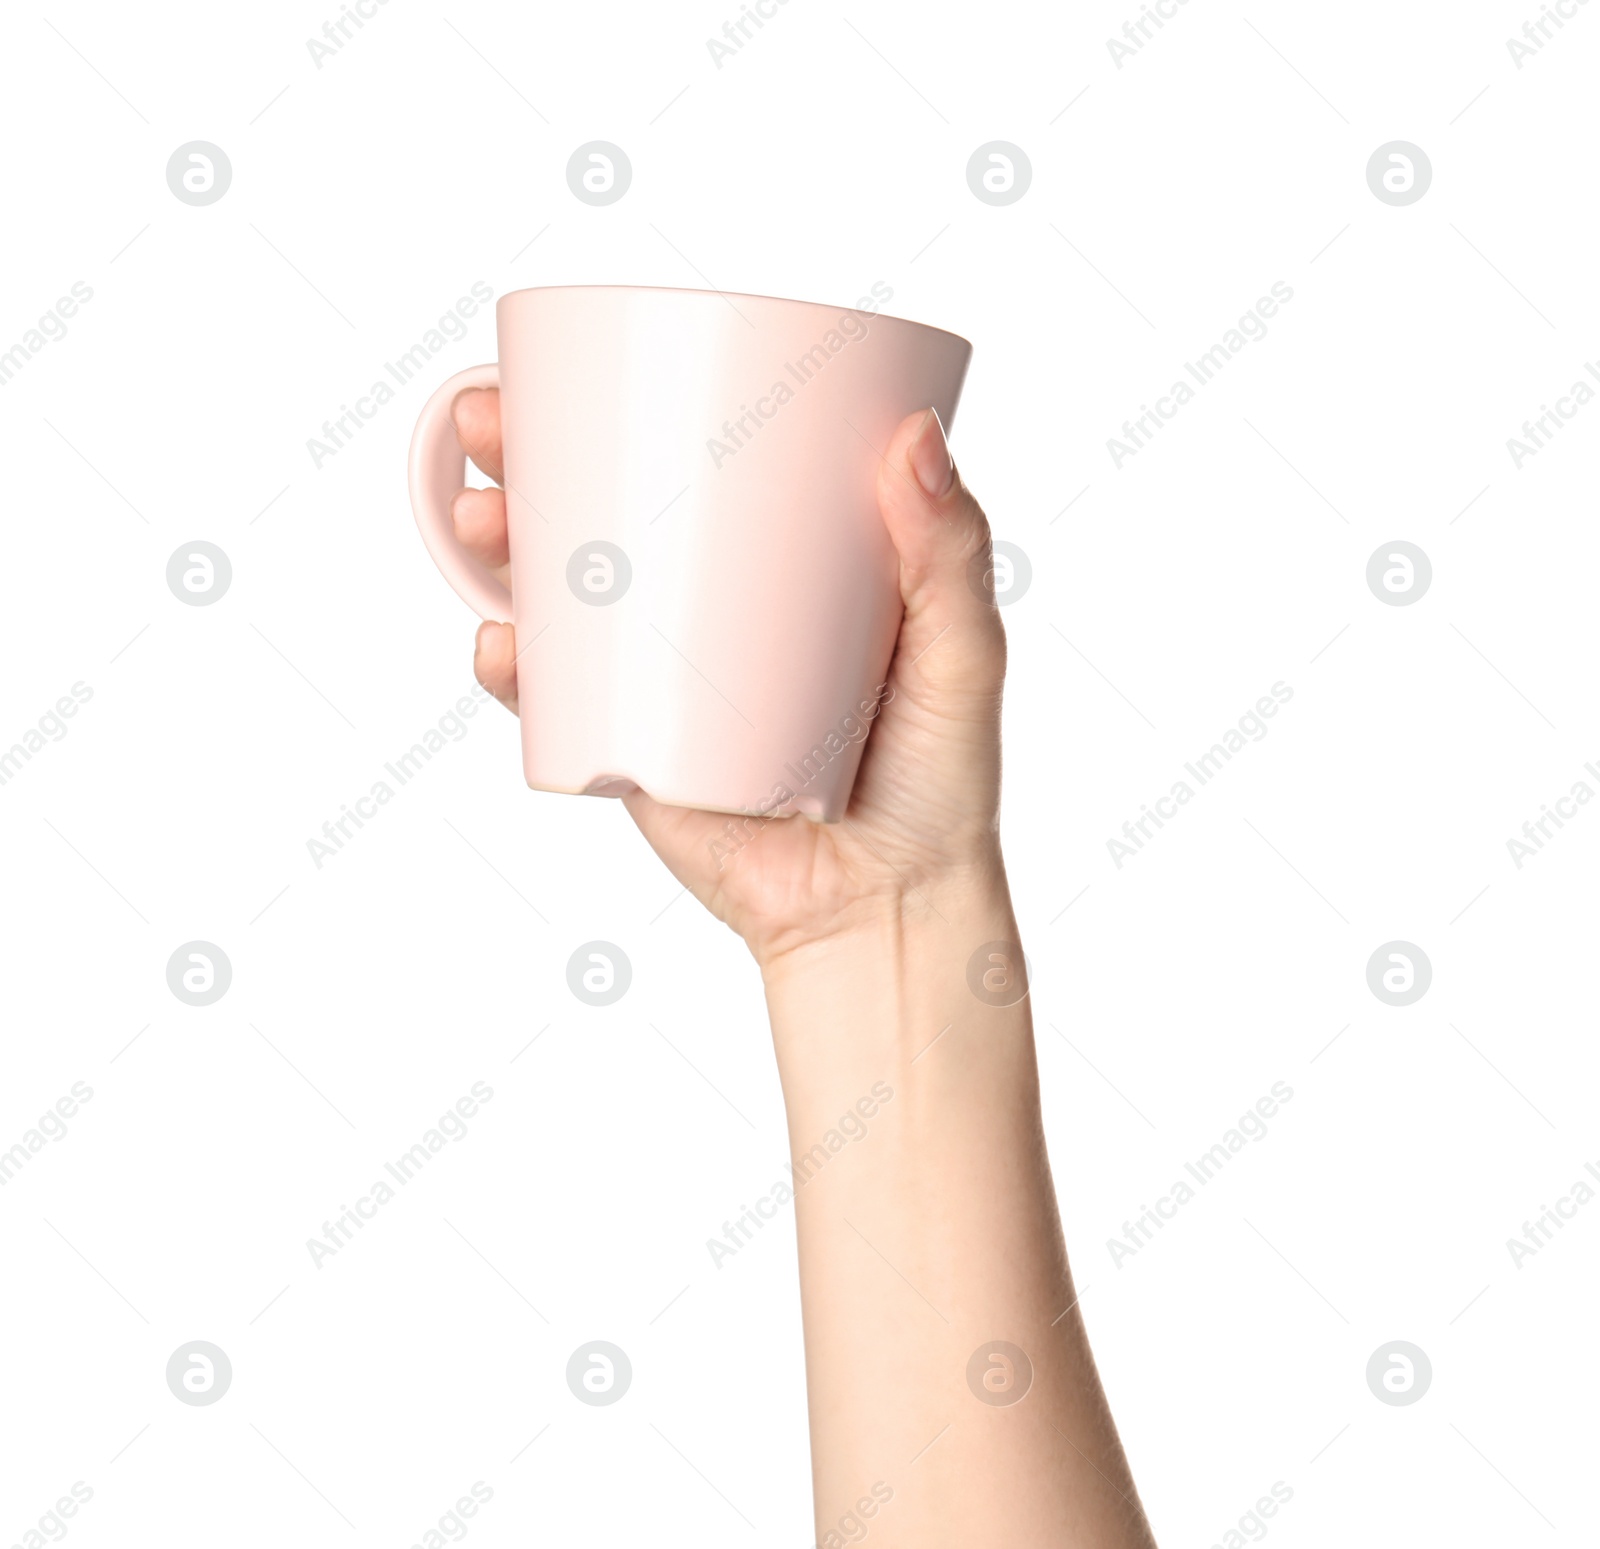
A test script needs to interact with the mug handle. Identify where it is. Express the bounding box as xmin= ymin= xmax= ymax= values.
xmin=407 ymin=362 xmax=513 ymax=623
